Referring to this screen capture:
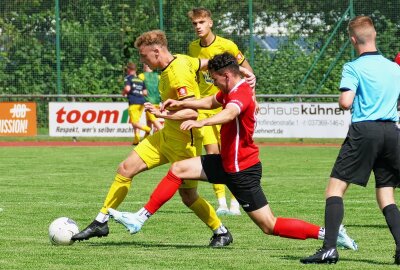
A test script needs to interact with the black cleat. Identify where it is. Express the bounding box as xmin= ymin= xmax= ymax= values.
xmin=209 ymin=229 xmax=233 ymax=248
xmin=300 ymin=247 xmax=339 ymax=264
xmin=71 ymin=220 xmax=109 ymax=241
xmin=394 ymin=250 xmax=400 ymax=265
